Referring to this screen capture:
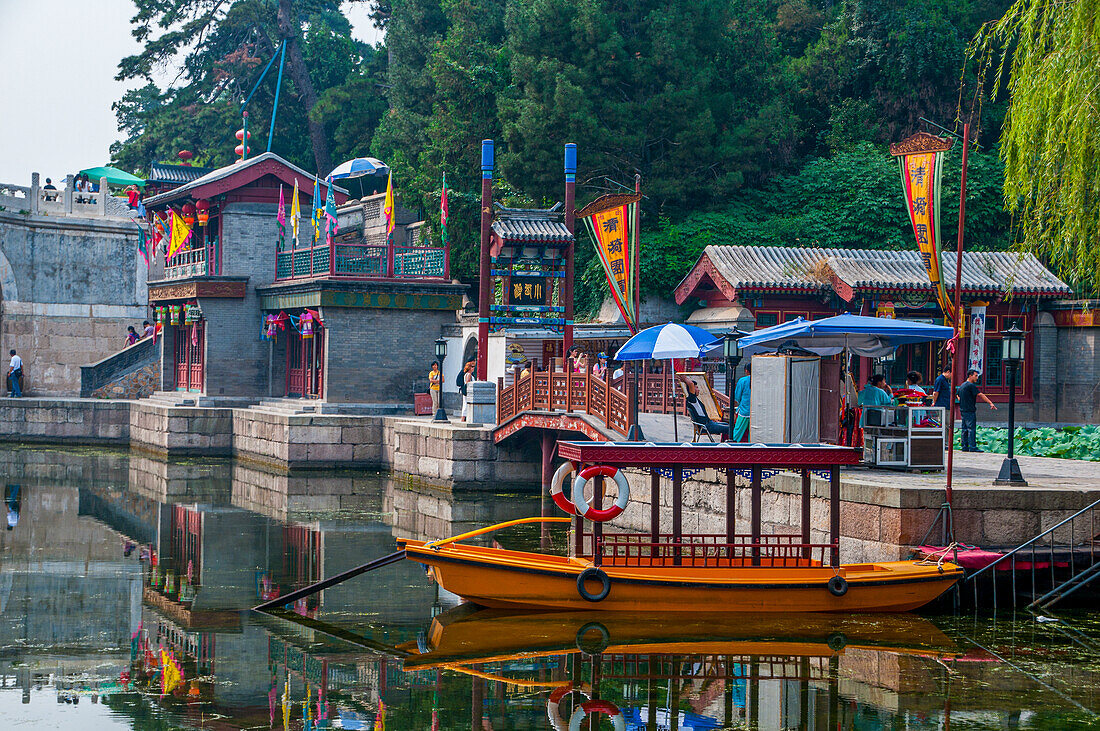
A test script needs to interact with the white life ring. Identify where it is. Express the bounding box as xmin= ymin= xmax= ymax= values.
xmin=571 ymin=465 xmax=630 ymax=522
xmin=546 ymin=682 xmax=591 ymax=731
xmin=569 ymin=700 xmax=626 ymax=731
xmin=549 ymin=462 xmax=579 ymax=515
